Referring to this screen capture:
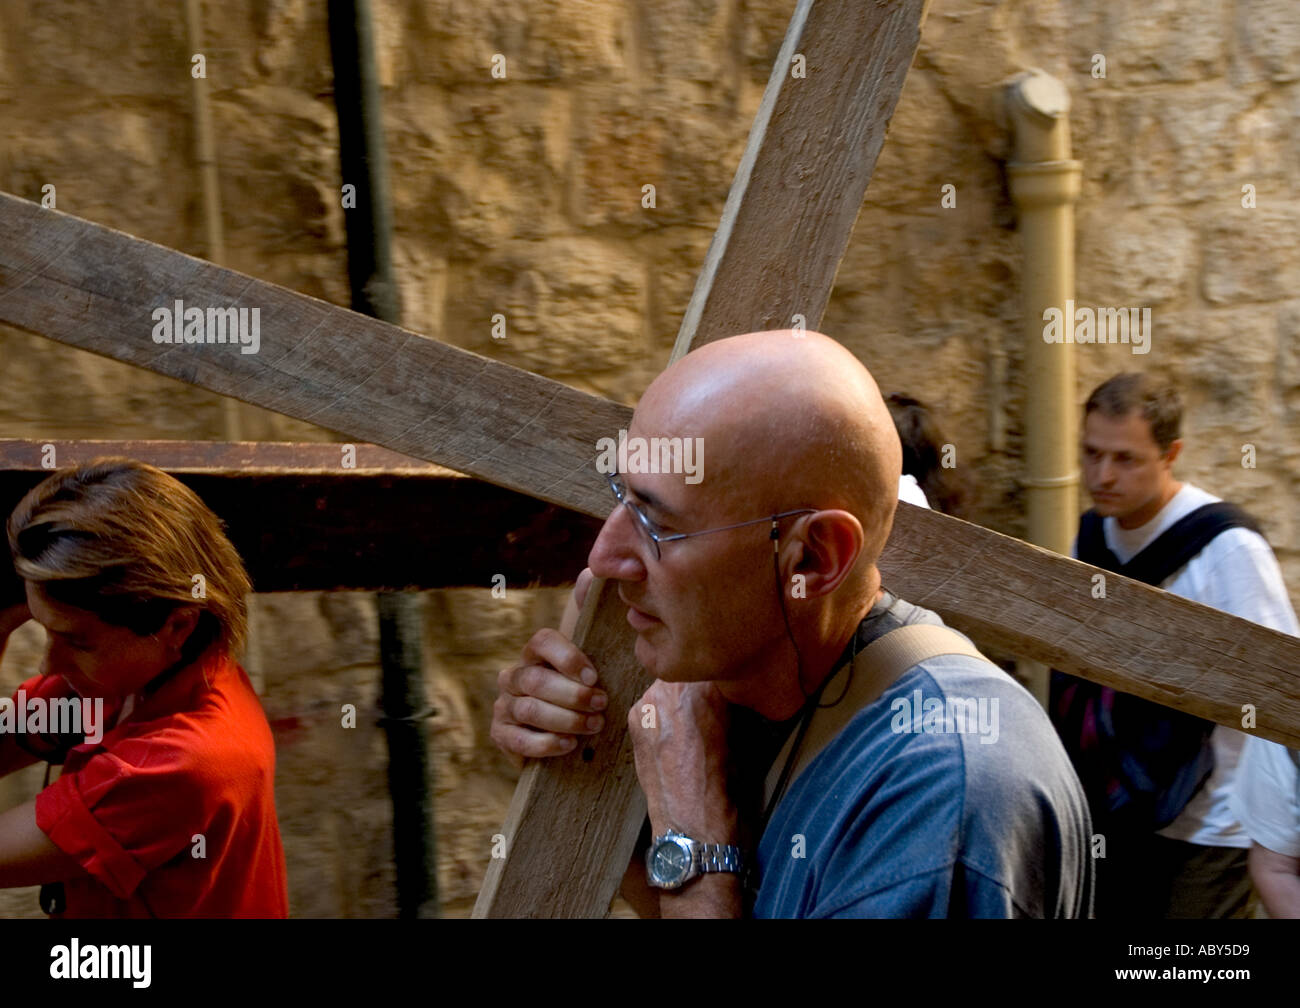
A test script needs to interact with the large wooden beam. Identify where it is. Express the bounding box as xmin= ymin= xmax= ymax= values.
xmin=0 ymin=191 xmax=628 ymax=522
xmin=4 ymin=438 xmax=1292 ymax=755
xmin=882 ymin=503 xmax=1300 ymax=750
xmin=470 ymin=566 xmax=652 ymax=917
xmin=672 ymin=0 xmax=934 ymax=355
xmin=0 ymin=440 xmax=602 ymax=592
xmin=476 ymin=0 xmax=934 ymax=918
